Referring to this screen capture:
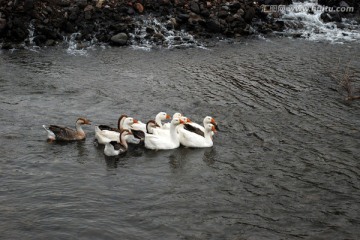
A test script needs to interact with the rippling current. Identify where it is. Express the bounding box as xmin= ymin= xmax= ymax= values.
xmin=0 ymin=38 xmax=360 ymax=239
